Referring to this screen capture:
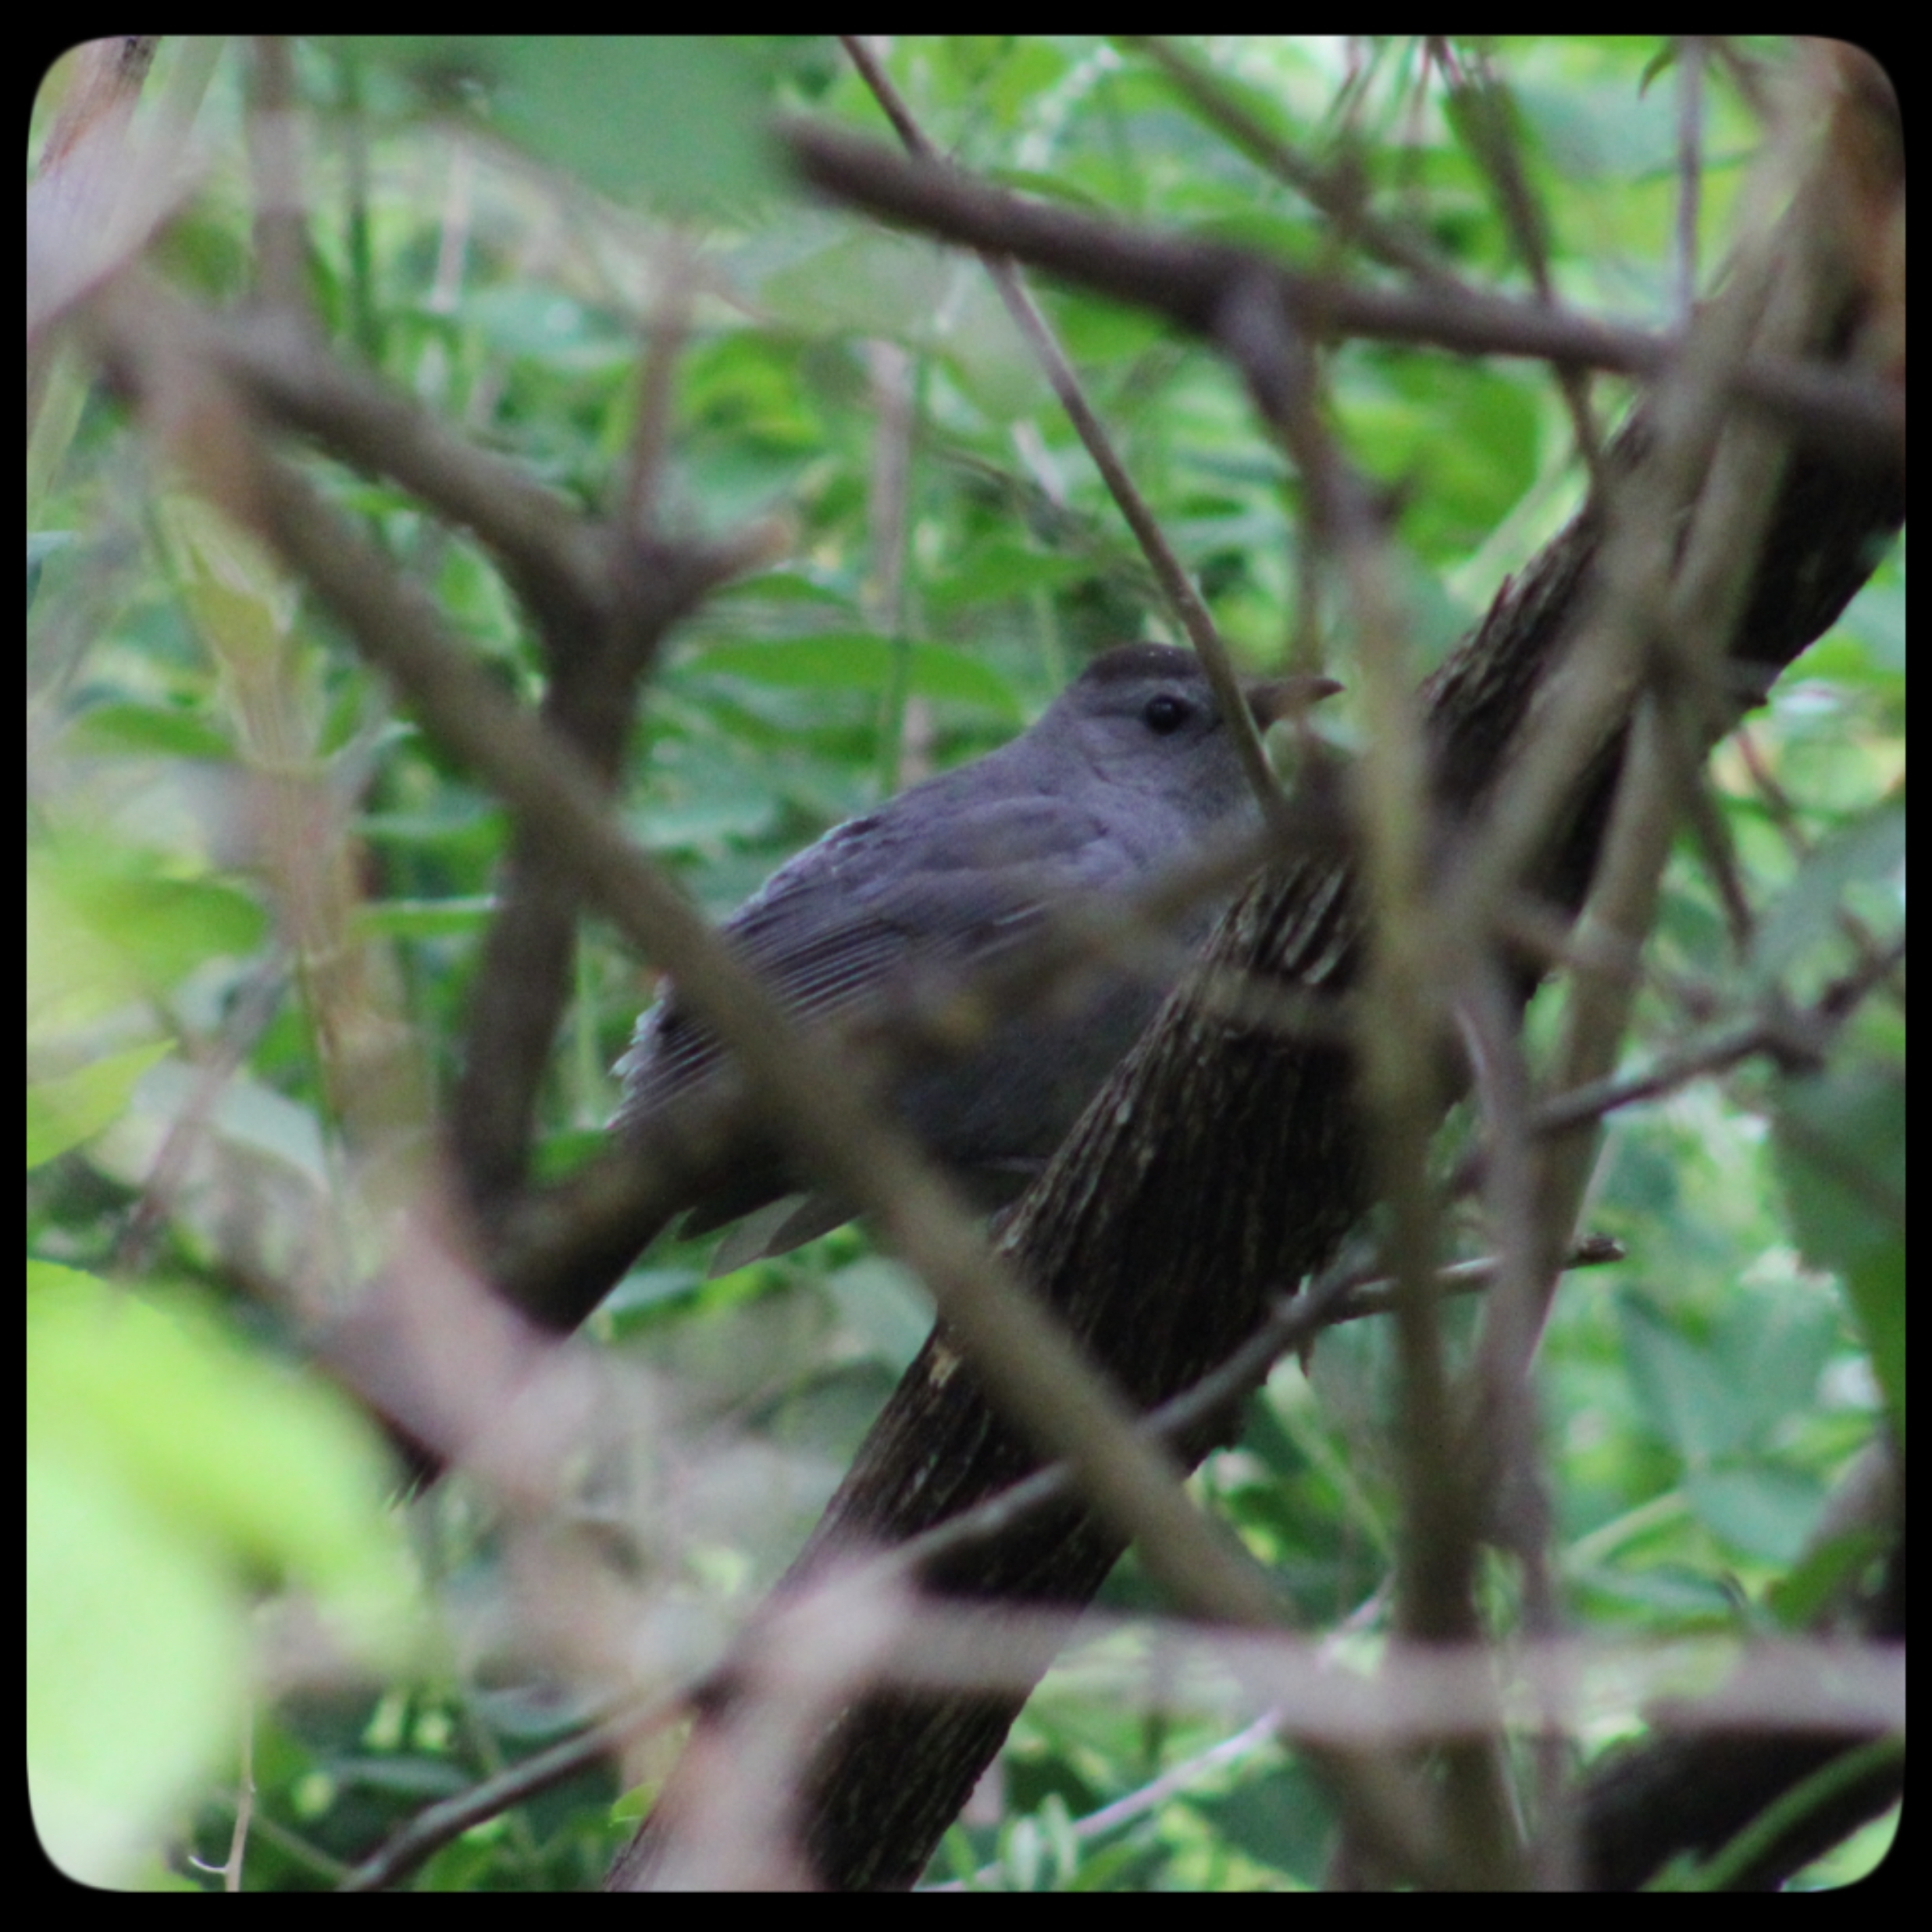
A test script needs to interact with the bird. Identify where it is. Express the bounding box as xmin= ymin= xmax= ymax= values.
xmin=613 ymin=643 xmax=1337 ymax=1271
